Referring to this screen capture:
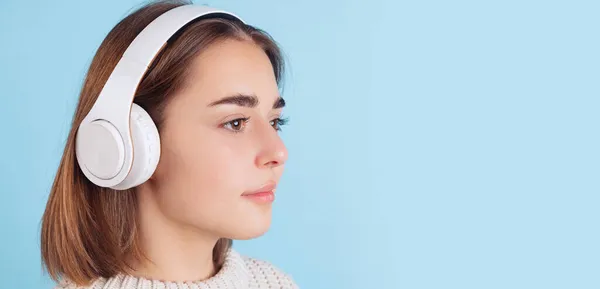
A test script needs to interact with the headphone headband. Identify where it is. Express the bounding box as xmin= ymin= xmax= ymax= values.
xmin=76 ymin=5 xmax=244 ymax=189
